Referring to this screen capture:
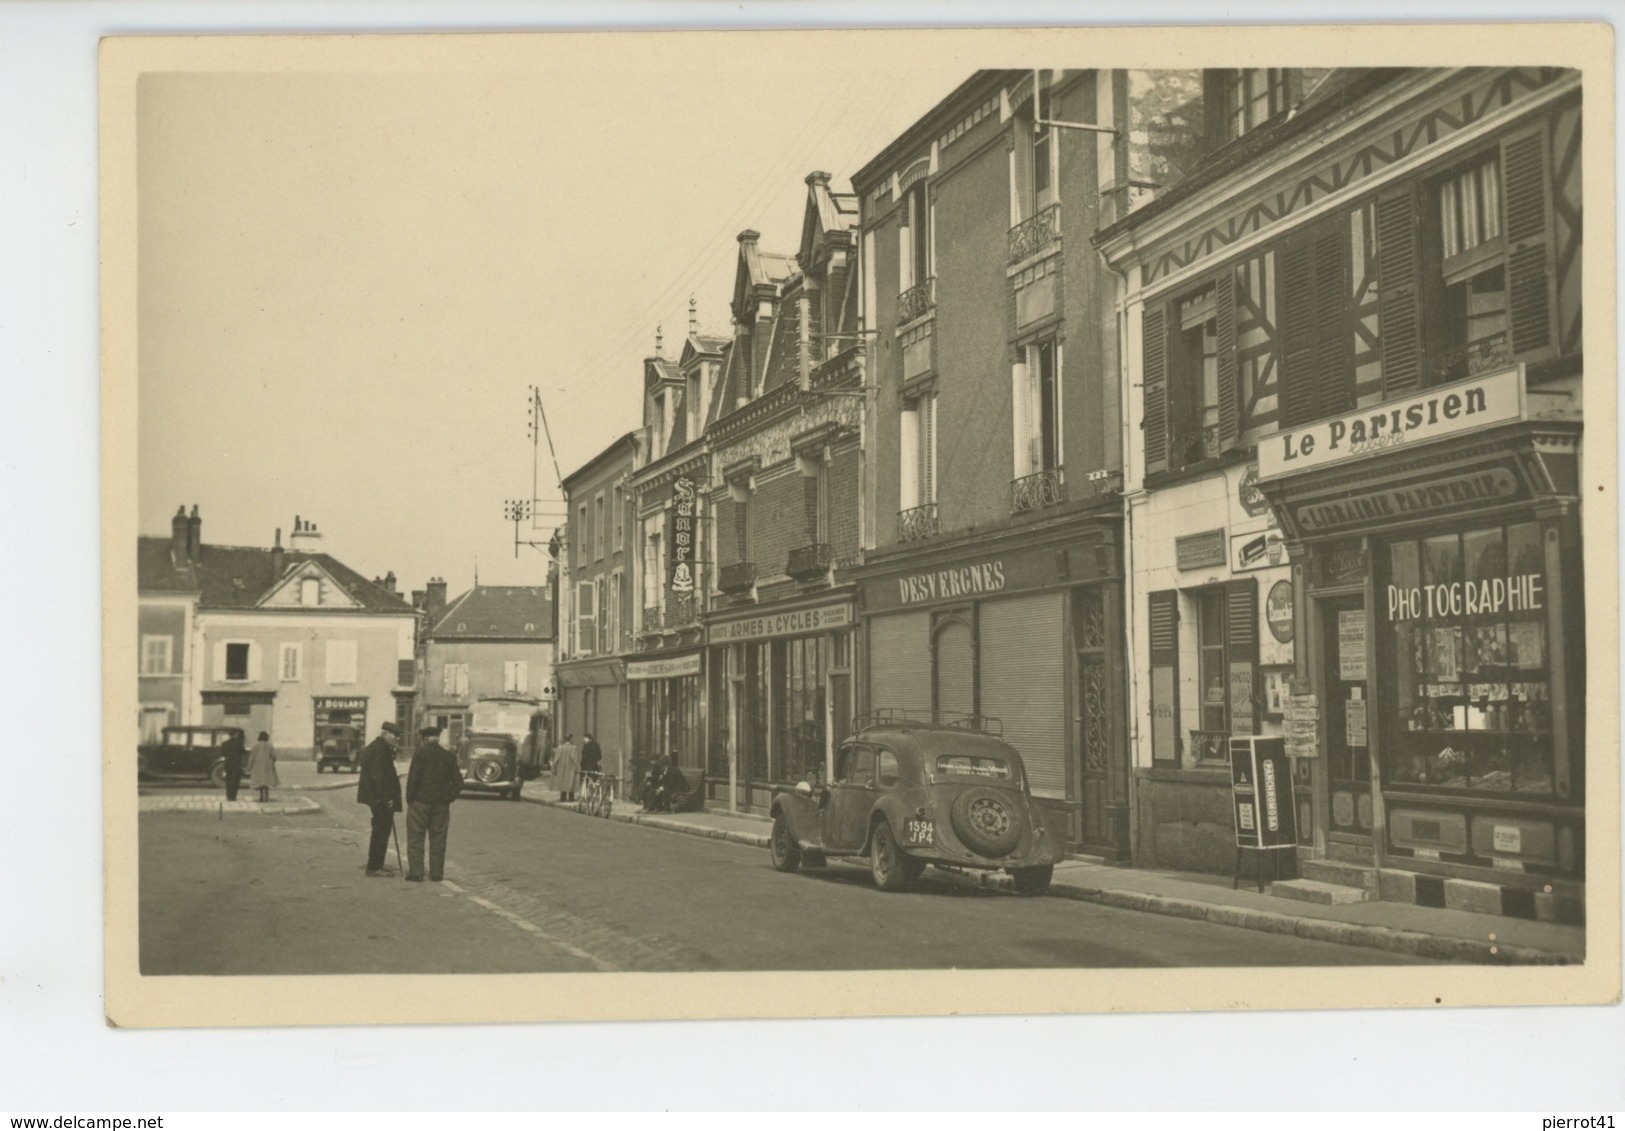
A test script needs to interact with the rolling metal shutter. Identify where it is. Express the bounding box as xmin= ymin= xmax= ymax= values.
xmin=979 ymin=594 xmax=1067 ymax=798
xmin=867 ymin=611 xmax=931 ymax=717
xmin=934 ymin=617 xmax=975 ymax=719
